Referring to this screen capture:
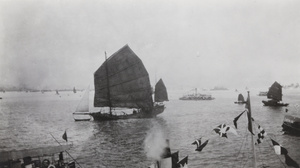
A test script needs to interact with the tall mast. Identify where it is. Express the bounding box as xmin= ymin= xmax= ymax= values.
xmin=104 ymin=52 xmax=112 ymax=115
xmin=247 ymin=91 xmax=257 ymax=168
